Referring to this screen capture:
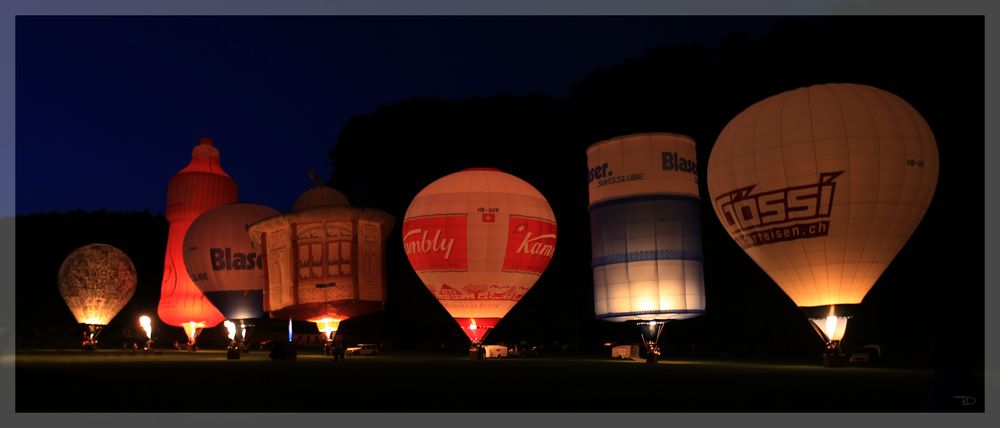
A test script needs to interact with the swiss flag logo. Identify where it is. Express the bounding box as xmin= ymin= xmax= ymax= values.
xmin=482 ymin=213 xmax=496 ymax=223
